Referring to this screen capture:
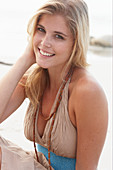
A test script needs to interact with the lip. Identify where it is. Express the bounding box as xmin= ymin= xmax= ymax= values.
xmin=38 ymin=48 xmax=55 ymax=57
